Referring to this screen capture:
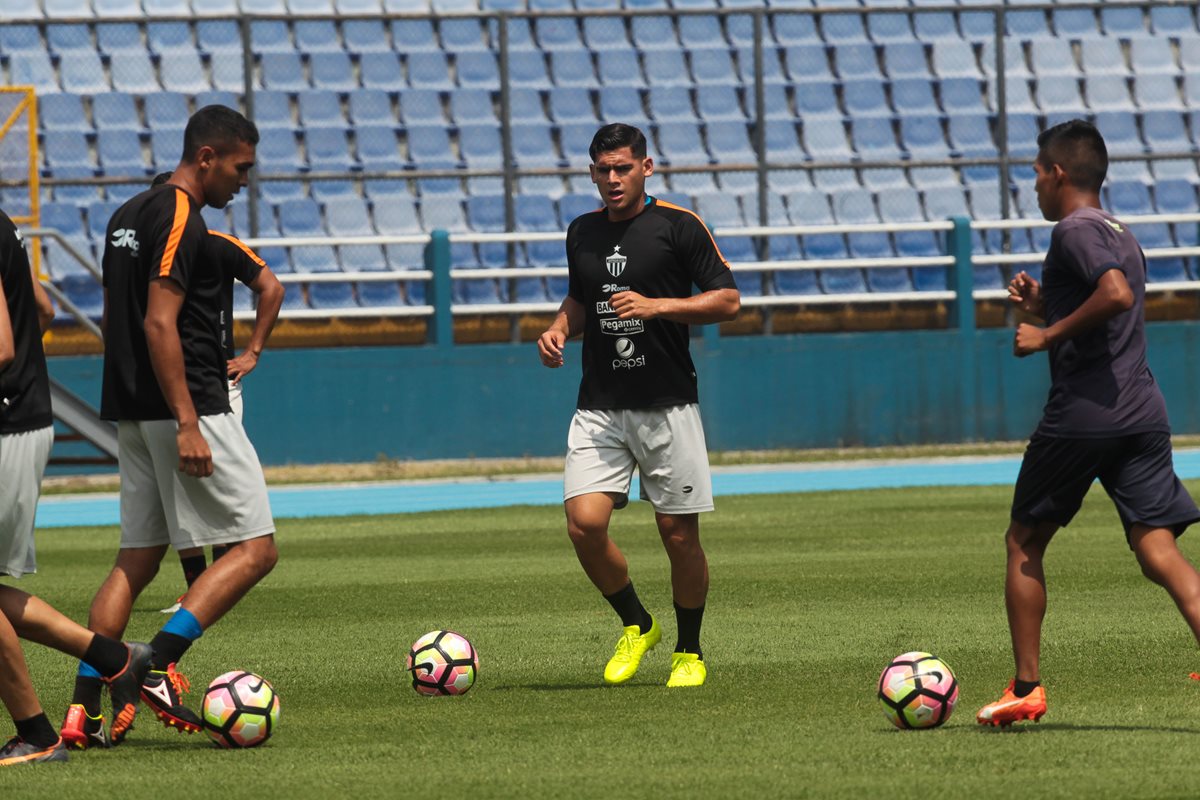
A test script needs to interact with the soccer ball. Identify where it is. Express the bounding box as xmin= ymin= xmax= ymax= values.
xmin=406 ymin=630 xmax=479 ymax=696
xmin=878 ymin=651 xmax=958 ymax=729
xmin=201 ymin=671 xmax=280 ymax=748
